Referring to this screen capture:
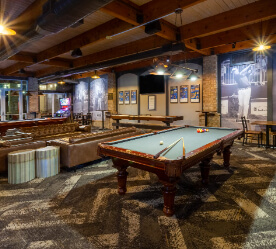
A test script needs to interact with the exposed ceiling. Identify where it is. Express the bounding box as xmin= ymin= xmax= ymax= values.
xmin=0 ymin=0 xmax=275 ymax=82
